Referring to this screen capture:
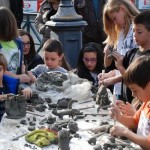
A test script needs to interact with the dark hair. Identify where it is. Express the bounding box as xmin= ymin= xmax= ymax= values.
xmin=124 ymin=55 xmax=150 ymax=89
xmin=0 ymin=53 xmax=7 ymax=71
xmin=0 ymin=7 xmax=18 ymax=41
xmin=77 ymin=42 xmax=104 ymax=73
xmin=42 ymin=39 xmax=63 ymax=56
xmin=134 ymin=10 xmax=150 ymax=31
xmin=18 ymin=29 xmax=36 ymax=64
